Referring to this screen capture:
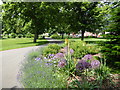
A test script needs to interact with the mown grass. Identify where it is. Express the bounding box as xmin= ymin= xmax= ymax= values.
xmin=0 ymin=38 xmax=48 ymax=51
